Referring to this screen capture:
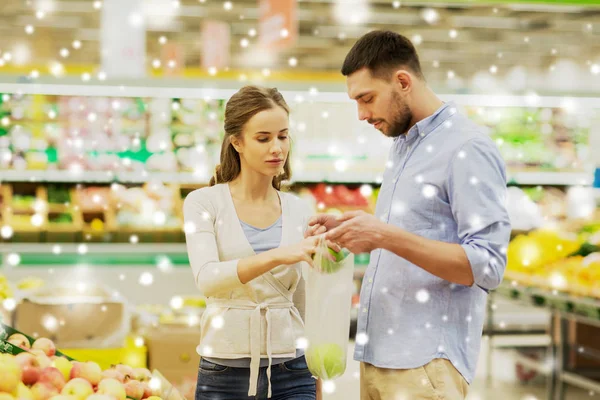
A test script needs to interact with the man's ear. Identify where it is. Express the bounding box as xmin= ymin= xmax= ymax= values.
xmin=395 ymin=69 xmax=412 ymax=92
